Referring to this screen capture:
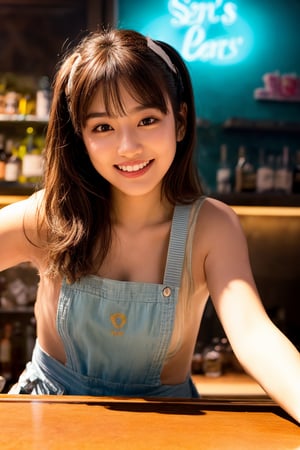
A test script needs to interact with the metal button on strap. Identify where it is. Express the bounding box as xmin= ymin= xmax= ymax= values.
xmin=162 ymin=286 xmax=172 ymax=298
